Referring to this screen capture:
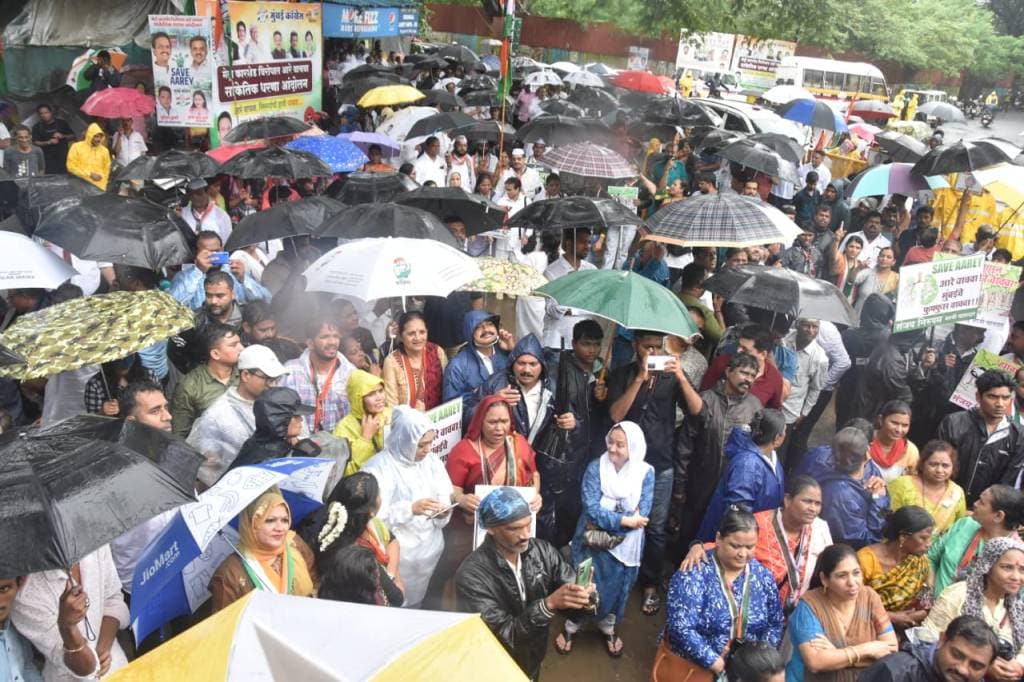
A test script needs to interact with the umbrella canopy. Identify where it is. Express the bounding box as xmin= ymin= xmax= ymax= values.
xmin=304 ymin=237 xmax=481 ymax=301
xmin=702 ymin=265 xmax=857 ymax=325
xmin=452 ymin=120 xmax=516 ymax=143
xmin=568 ymin=86 xmax=619 ymax=115
xmin=778 ymin=98 xmax=848 ymax=132
xmin=876 ymin=130 xmax=929 ymax=162
xmin=332 ymin=76 xmax=408 ymax=106
xmin=206 ymin=141 xmax=266 ymax=164
xmin=407 ymin=111 xmax=477 ymax=139
xmin=635 ymin=97 xmax=716 ymax=127
xmin=221 ymin=116 xmax=310 ymax=144
xmin=10 ymin=175 xmax=103 ymax=231
xmin=115 ymin=592 xmax=527 ymax=682
xmin=440 ymin=44 xmax=480 ymax=66
xmin=458 ymin=74 xmax=499 ymax=93
xmin=410 ymin=54 xmax=449 ymax=71
xmin=377 ymin=106 xmax=440 ymax=142
xmin=343 ymin=63 xmax=399 ymax=82
xmin=748 ymin=132 xmax=805 ymax=165
xmin=563 ymin=71 xmax=605 ymax=88
xmin=917 ymin=101 xmax=965 ymax=122
xmin=612 ymin=70 xmax=669 ymax=94
xmin=761 ymin=85 xmax=815 ymax=104
xmin=359 ymin=84 xmax=426 ymax=108
xmin=218 ymin=146 xmax=333 ymax=179
xmin=128 ymin=458 xmax=334 ymax=644
xmin=512 ymin=56 xmax=546 ymax=73
xmin=114 ymin=150 xmax=221 ymax=182
xmin=457 ymin=257 xmax=548 ymax=296
xmin=534 ymin=269 xmax=700 ymax=338
xmin=336 ymin=131 xmax=401 ymax=157
xmin=539 ymin=142 xmax=636 ymax=179
xmin=284 ymin=136 xmax=368 ymax=173
xmin=507 ymin=196 xmax=645 ymax=231
xmin=549 ymin=61 xmax=580 ymax=73
xmin=537 ymin=100 xmax=586 ymax=118
xmin=584 ymin=62 xmax=619 ymax=76
xmin=34 ymin=195 xmax=193 ymax=270
xmin=715 ymin=139 xmax=799 ymax=184
xmin=0 ymin=417 xmax=202 ymax=576
xmin=517 ymin=115 xmax=595 ymax=146
xmin=460 ymin=89 xmax=513 ymax=109
xmin=524 ymin=70 xmax=564 ymax=88
xmin=645 ymin=193 xmax=802 ymax=248
xmin=691 ymin=127 xmax=746 ymax=153
xmin=970 ymin=163 xmax=1024 ymax=208
xmin=315 ymin=203 xmax=459 ymax=247
xmin=225 ymin=196 xmax=346 ymax=251
xmin=0 ymin=232 xmax=76 ymax=289
xmin=325 ymin=171 xmax=419 ymax=204
xmin=850 ymin=99 xmax=897 ymax=120
xmin=393 ymin=186 xmax=505 ymax=234
xmin=848 ymin=122 xmax=882 ymax=144
xmin=418 ymin=89 xmax=467 ymax=110
xmin=0 ymin=290 xmax=194 ymax=380
xmin=911 ymin=139 xmax=1016 ymax=176
xmin=80 ymin=87 xmax=154 ymax=119
xmin=846 ymin=163 xmax=949 ymax=200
